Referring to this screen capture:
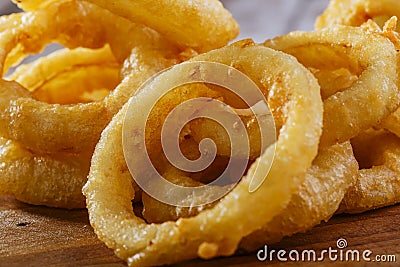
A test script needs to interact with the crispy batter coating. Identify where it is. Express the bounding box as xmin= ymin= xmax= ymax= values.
xmin=264 ymin=25 xmax=399 ymax=147
xmin=8 ymin=46 xmax=120 ymax=104
xmin=315 ymin=0 xmax=400 ymax=30
xmin=0 ymin=135 xmax=90 ymax=208
xmin=0 ymin=0 xmax=181 ymax=154
xmin=339 ymin=130 xmax=400 ymax=213
xmin=13 ymin=0 xmax=240 ymax=53
xmin=240 ymin=142 xmax=358 ymax=250
xmin=83 ymin=43 xmax=323 ymax=266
